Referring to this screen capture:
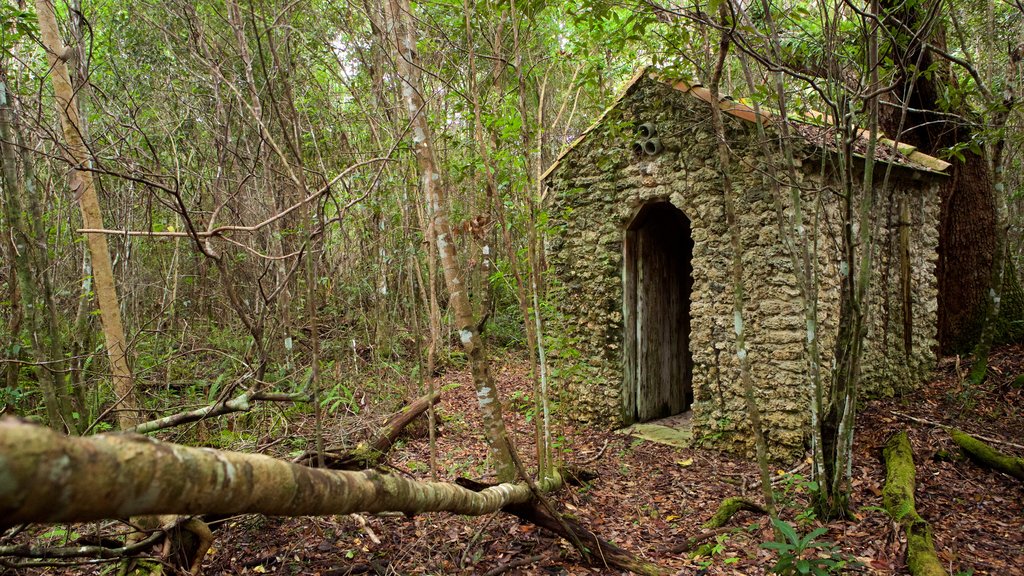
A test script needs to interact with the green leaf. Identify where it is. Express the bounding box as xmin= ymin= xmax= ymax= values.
xmin=771 ymin=517 xmax=801 ymax=544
